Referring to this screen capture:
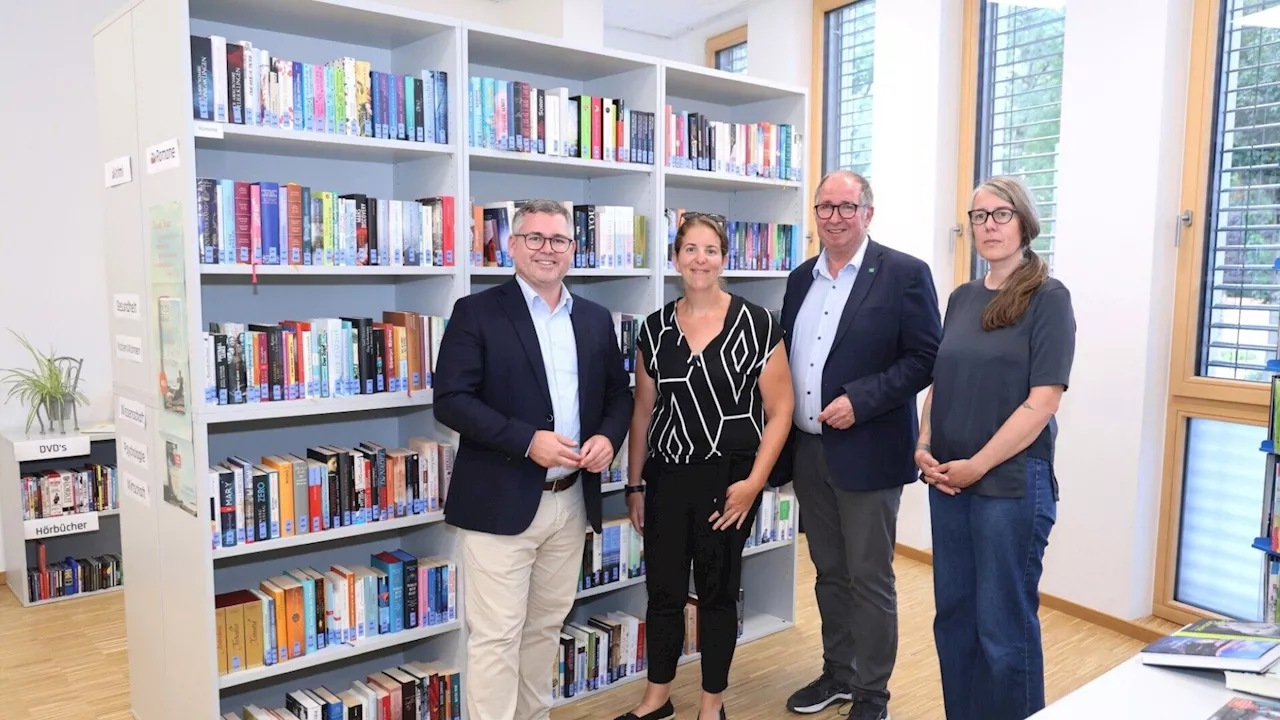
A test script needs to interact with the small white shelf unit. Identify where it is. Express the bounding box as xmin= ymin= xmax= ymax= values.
xmin=93 ymin=0 xmax=807 ymax=717
xmin=0 ymin=429 xmax=122 ymax=607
